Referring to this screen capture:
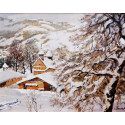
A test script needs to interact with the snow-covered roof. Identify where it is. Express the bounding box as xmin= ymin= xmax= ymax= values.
xmin=45 ymin=51 xmax=52 ymax=57
xmin=16 ymin=72 xmax=57 ymax=88
xmin=43 ymin=57 xmax=55 ymax=69
xmin=38 ymin=50 xmax=44 ymax=55
xmin=0 ymin=70 xmax=24 ymax=83
xmin=3 ymin=63 xmax=8 ymax=68
xmin=38 ymin=72 xmax=57 ymax=87
xmin=16 ymin=75 xmax=37 ymax=85
xmin=33 ymin=57 xmax=55 ymax=69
